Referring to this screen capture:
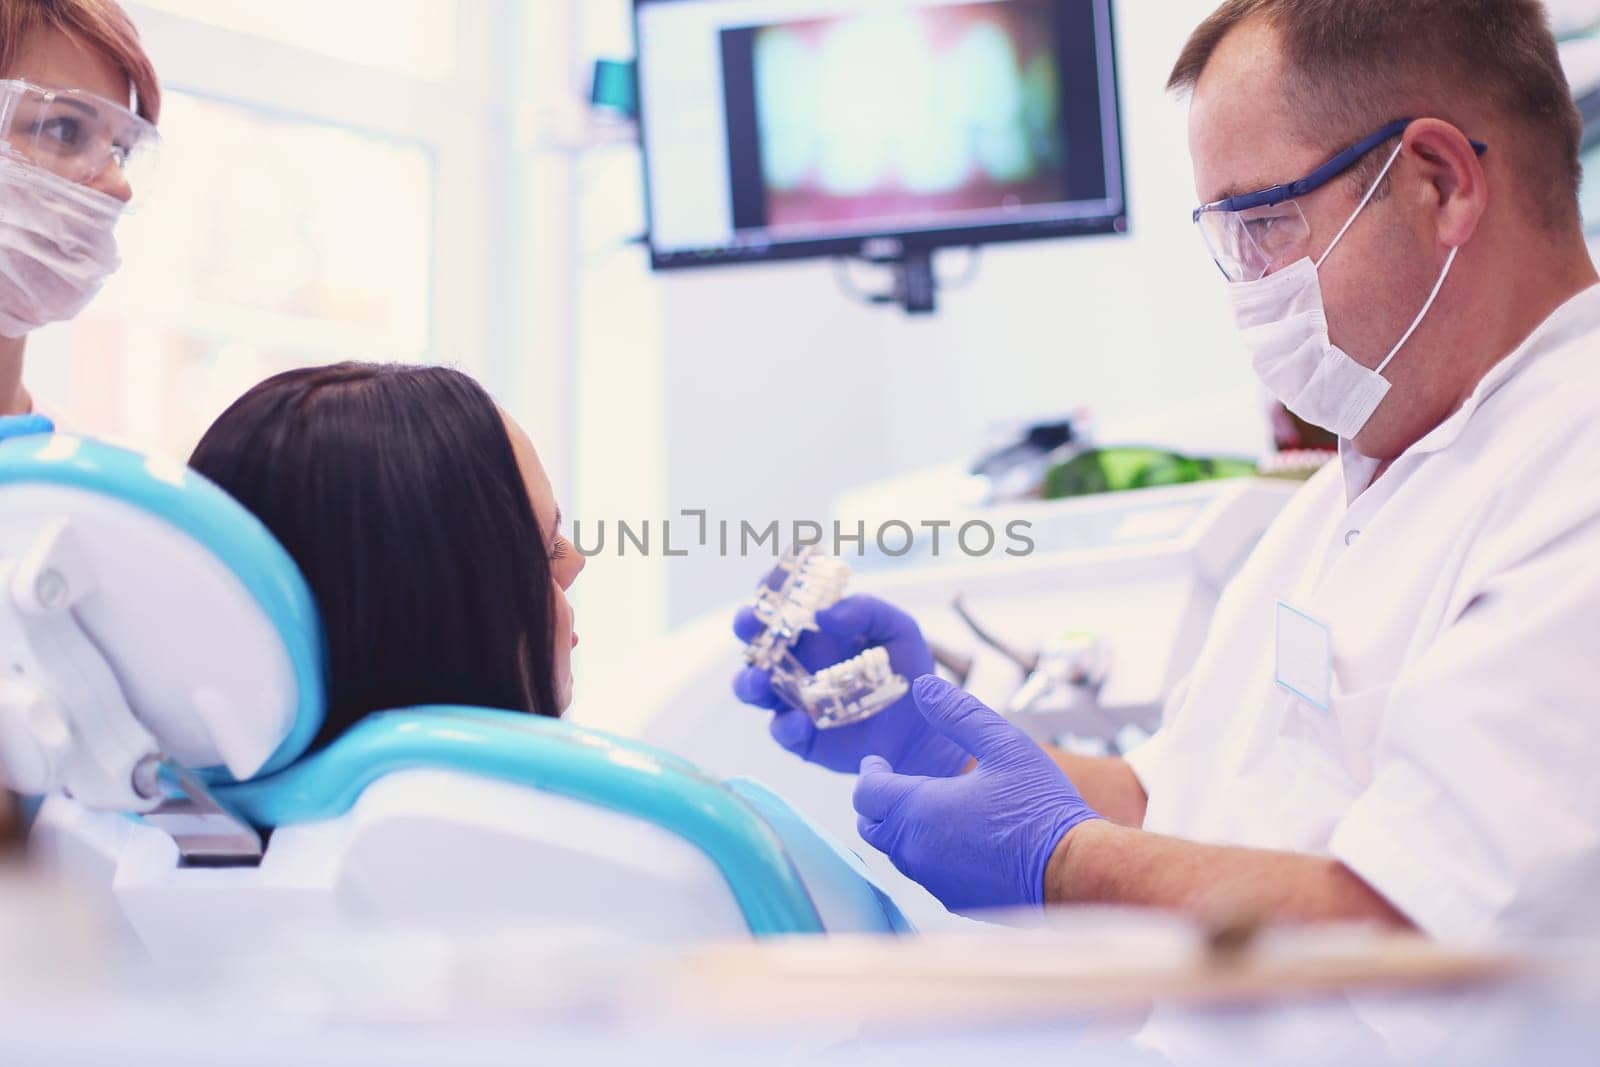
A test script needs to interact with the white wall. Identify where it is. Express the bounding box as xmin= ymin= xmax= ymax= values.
xmin=567 ymin=1 xmax=1261 ymax=659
